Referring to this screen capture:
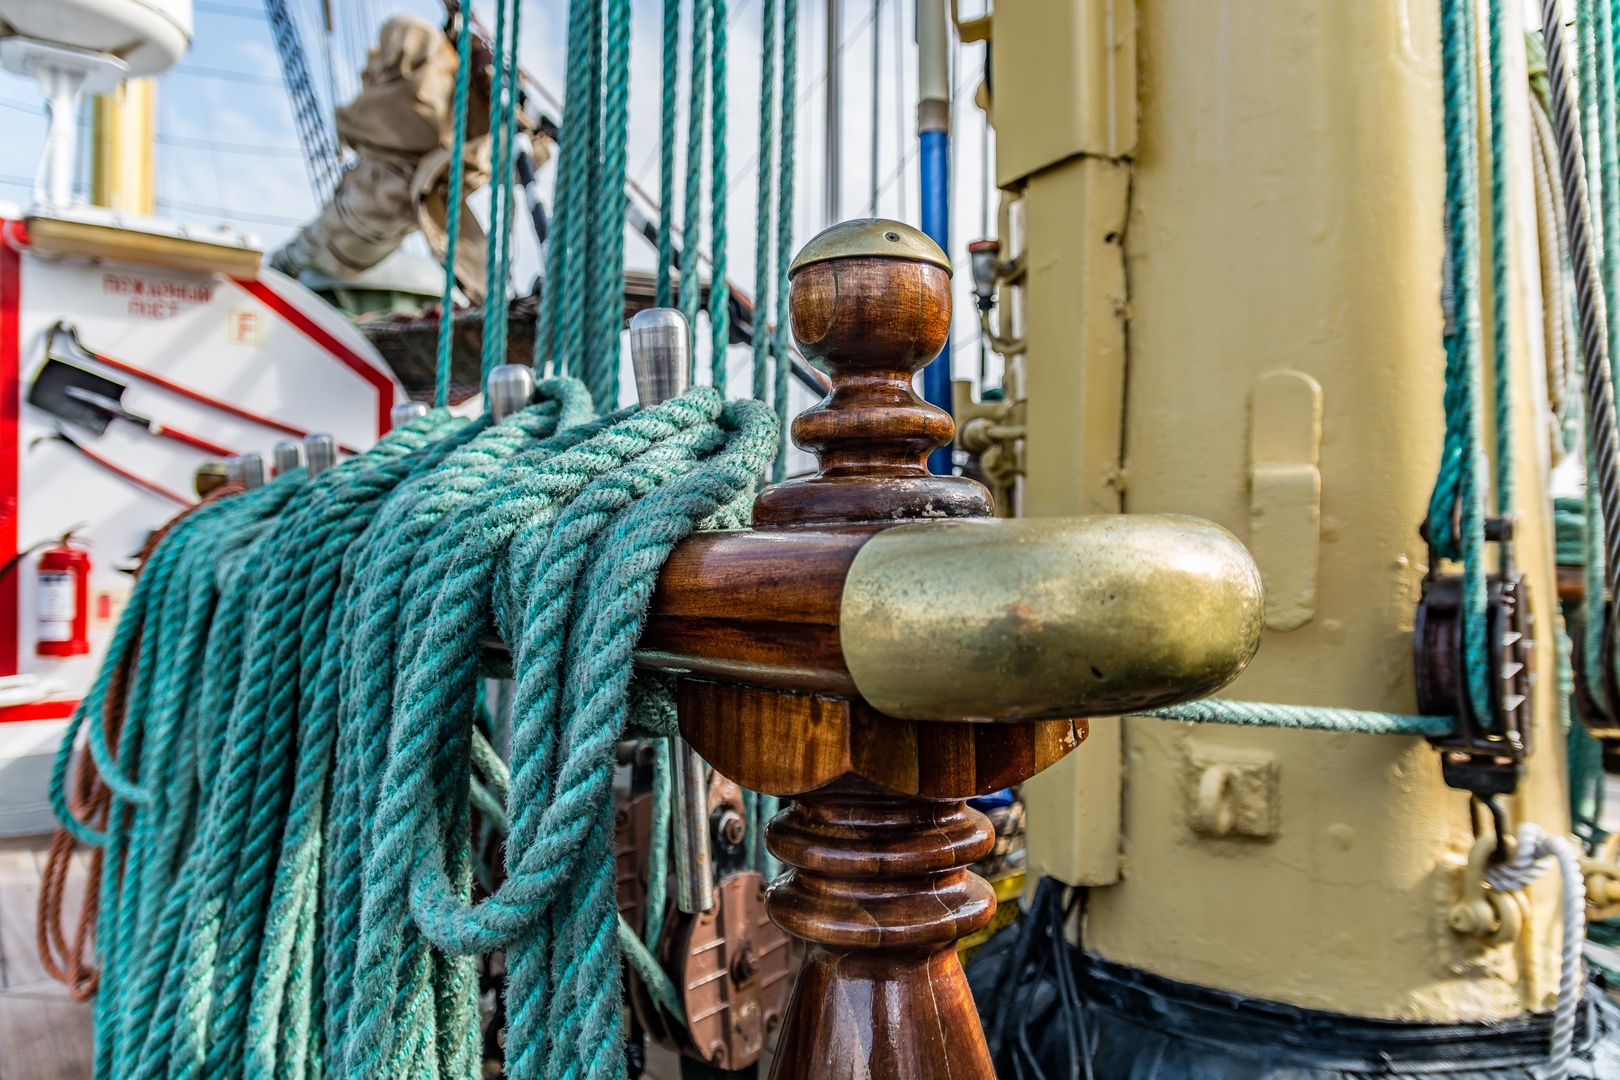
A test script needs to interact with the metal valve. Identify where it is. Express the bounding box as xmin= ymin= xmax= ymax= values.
xmin=966 ymin=237 xmax=1025 ymax=356
xmin=968 ymin=238 xmax=1002 ymax=312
